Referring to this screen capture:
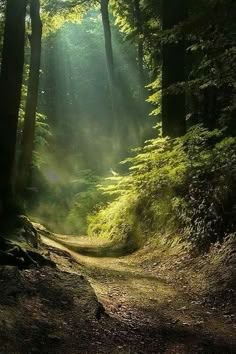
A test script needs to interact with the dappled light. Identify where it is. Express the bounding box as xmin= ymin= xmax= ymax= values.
xmin=0 ymin=0 xmax=235 ymax=353
xmin=31 ymin=10 xmax=154 ymax=233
